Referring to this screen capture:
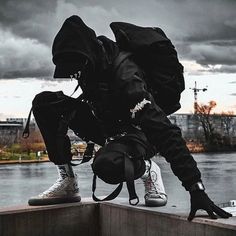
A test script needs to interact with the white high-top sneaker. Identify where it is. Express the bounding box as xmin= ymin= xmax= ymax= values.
xmin=141 ymin=160 xmax=167 ymax=207
xmin=28 ymin=164 xmax=81 ymax=205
